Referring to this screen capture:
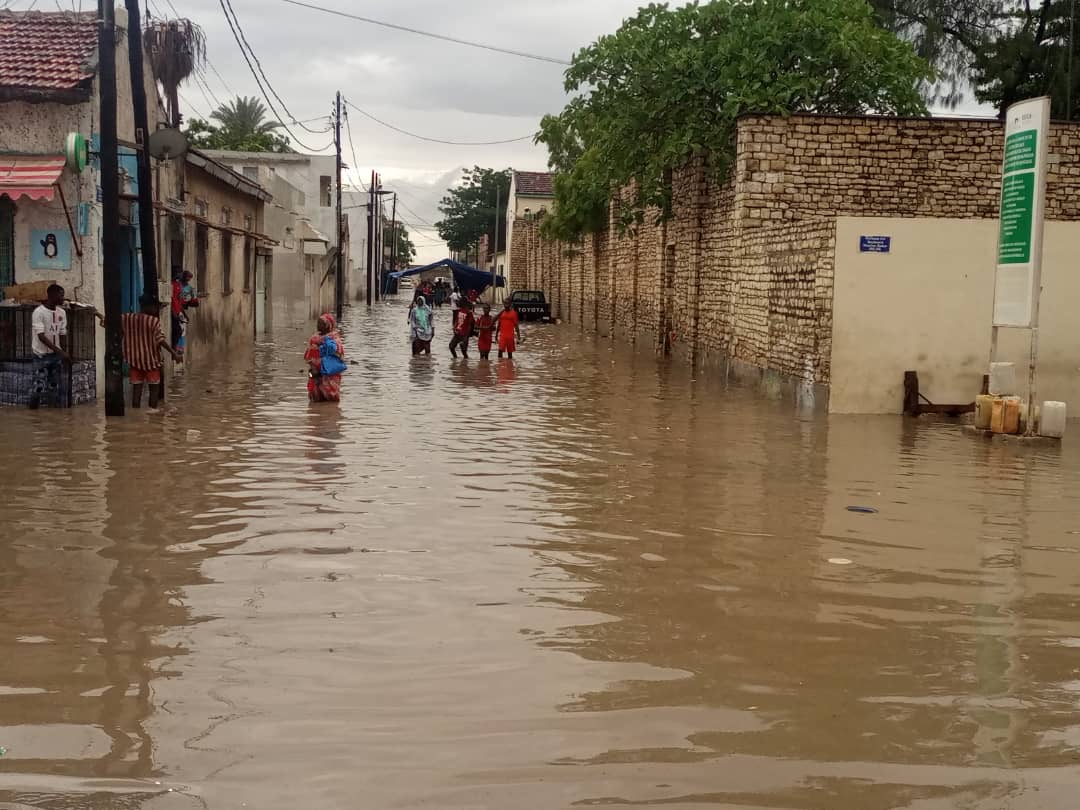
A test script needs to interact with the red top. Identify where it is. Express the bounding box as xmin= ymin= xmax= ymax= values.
xmin=497 ymin=309 xmax=519 ymax=332
xmin=171 ymin=280 xmax=183 ymax=316
xmin=454 ymin=308 xmax=476 ymax=337
xmin=476 ymin=314 xmax=495 ymax=334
